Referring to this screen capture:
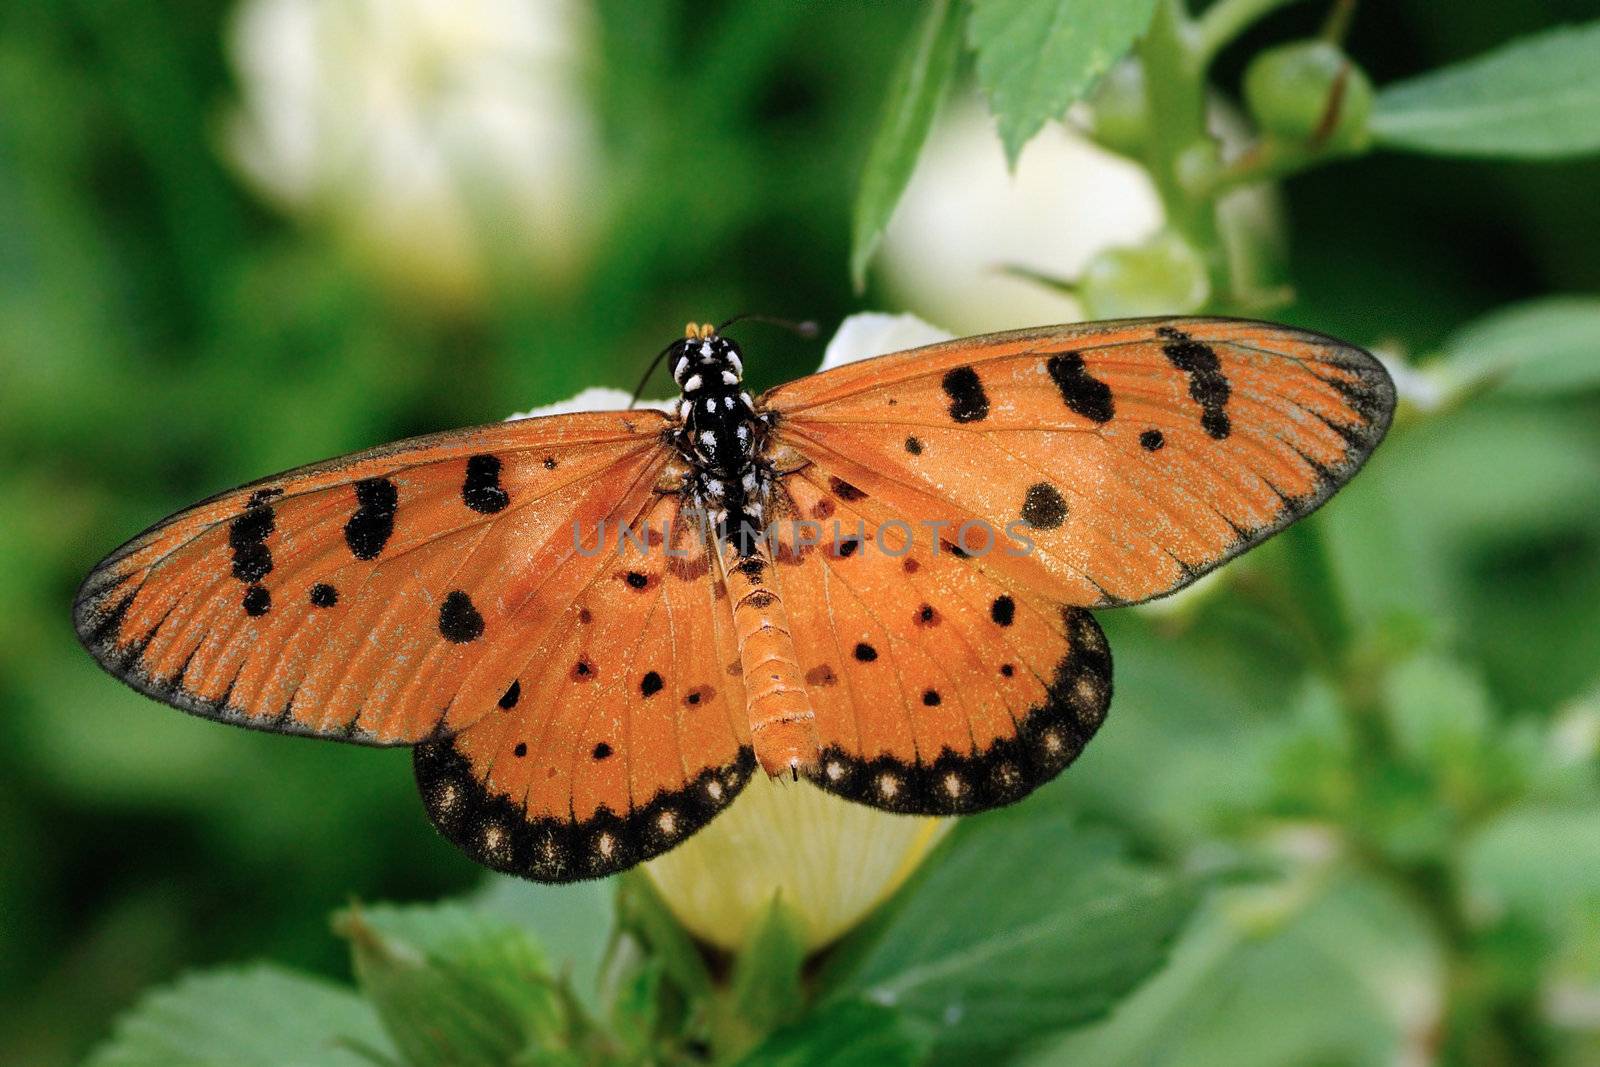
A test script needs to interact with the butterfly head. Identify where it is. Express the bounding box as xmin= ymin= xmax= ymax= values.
xmin=671 ymin=323 xmax=745 ymax=394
